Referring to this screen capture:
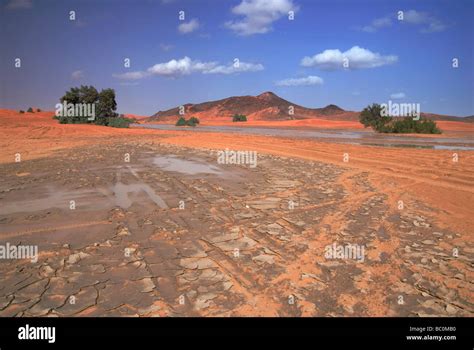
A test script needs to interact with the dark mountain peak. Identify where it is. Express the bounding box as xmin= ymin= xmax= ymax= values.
xmin=257 ymin=91 xmax=279 ymax=100
xmin=324 ymin=104 xmax=343 ymax=110
xmin=317 ymin=104 xmax=345 ymax=115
